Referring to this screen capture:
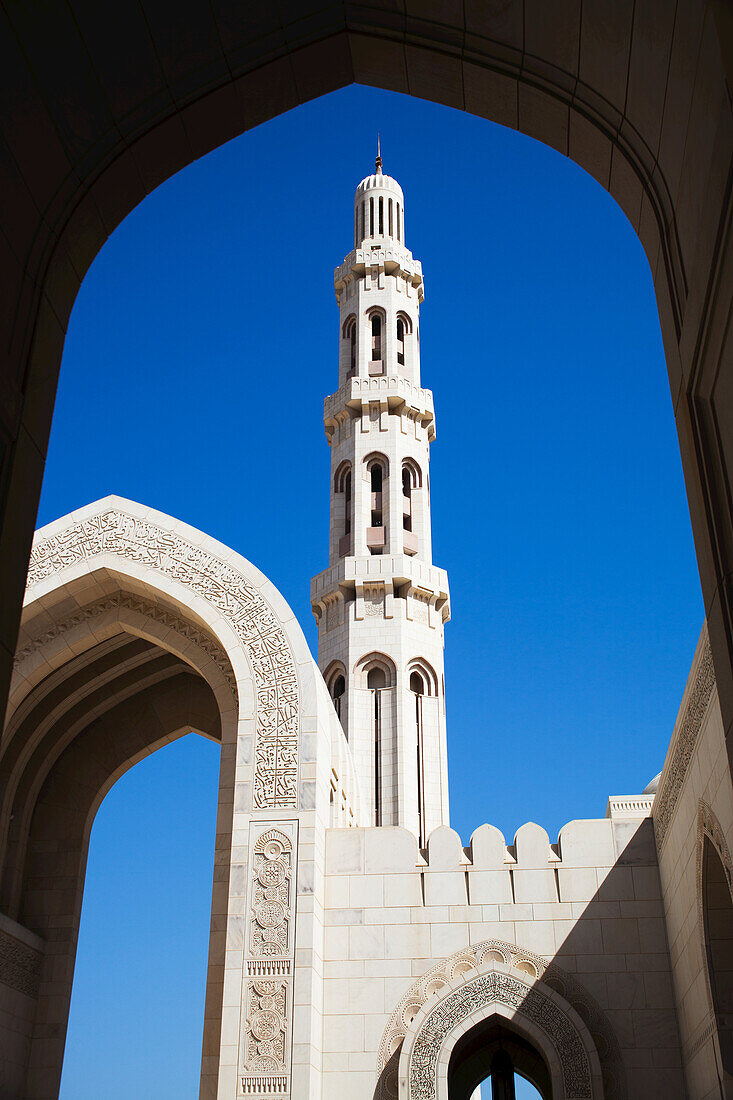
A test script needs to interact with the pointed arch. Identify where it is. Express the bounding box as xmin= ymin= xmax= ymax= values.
xmin=376 ymin=937 xmax=625 ymax=1100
